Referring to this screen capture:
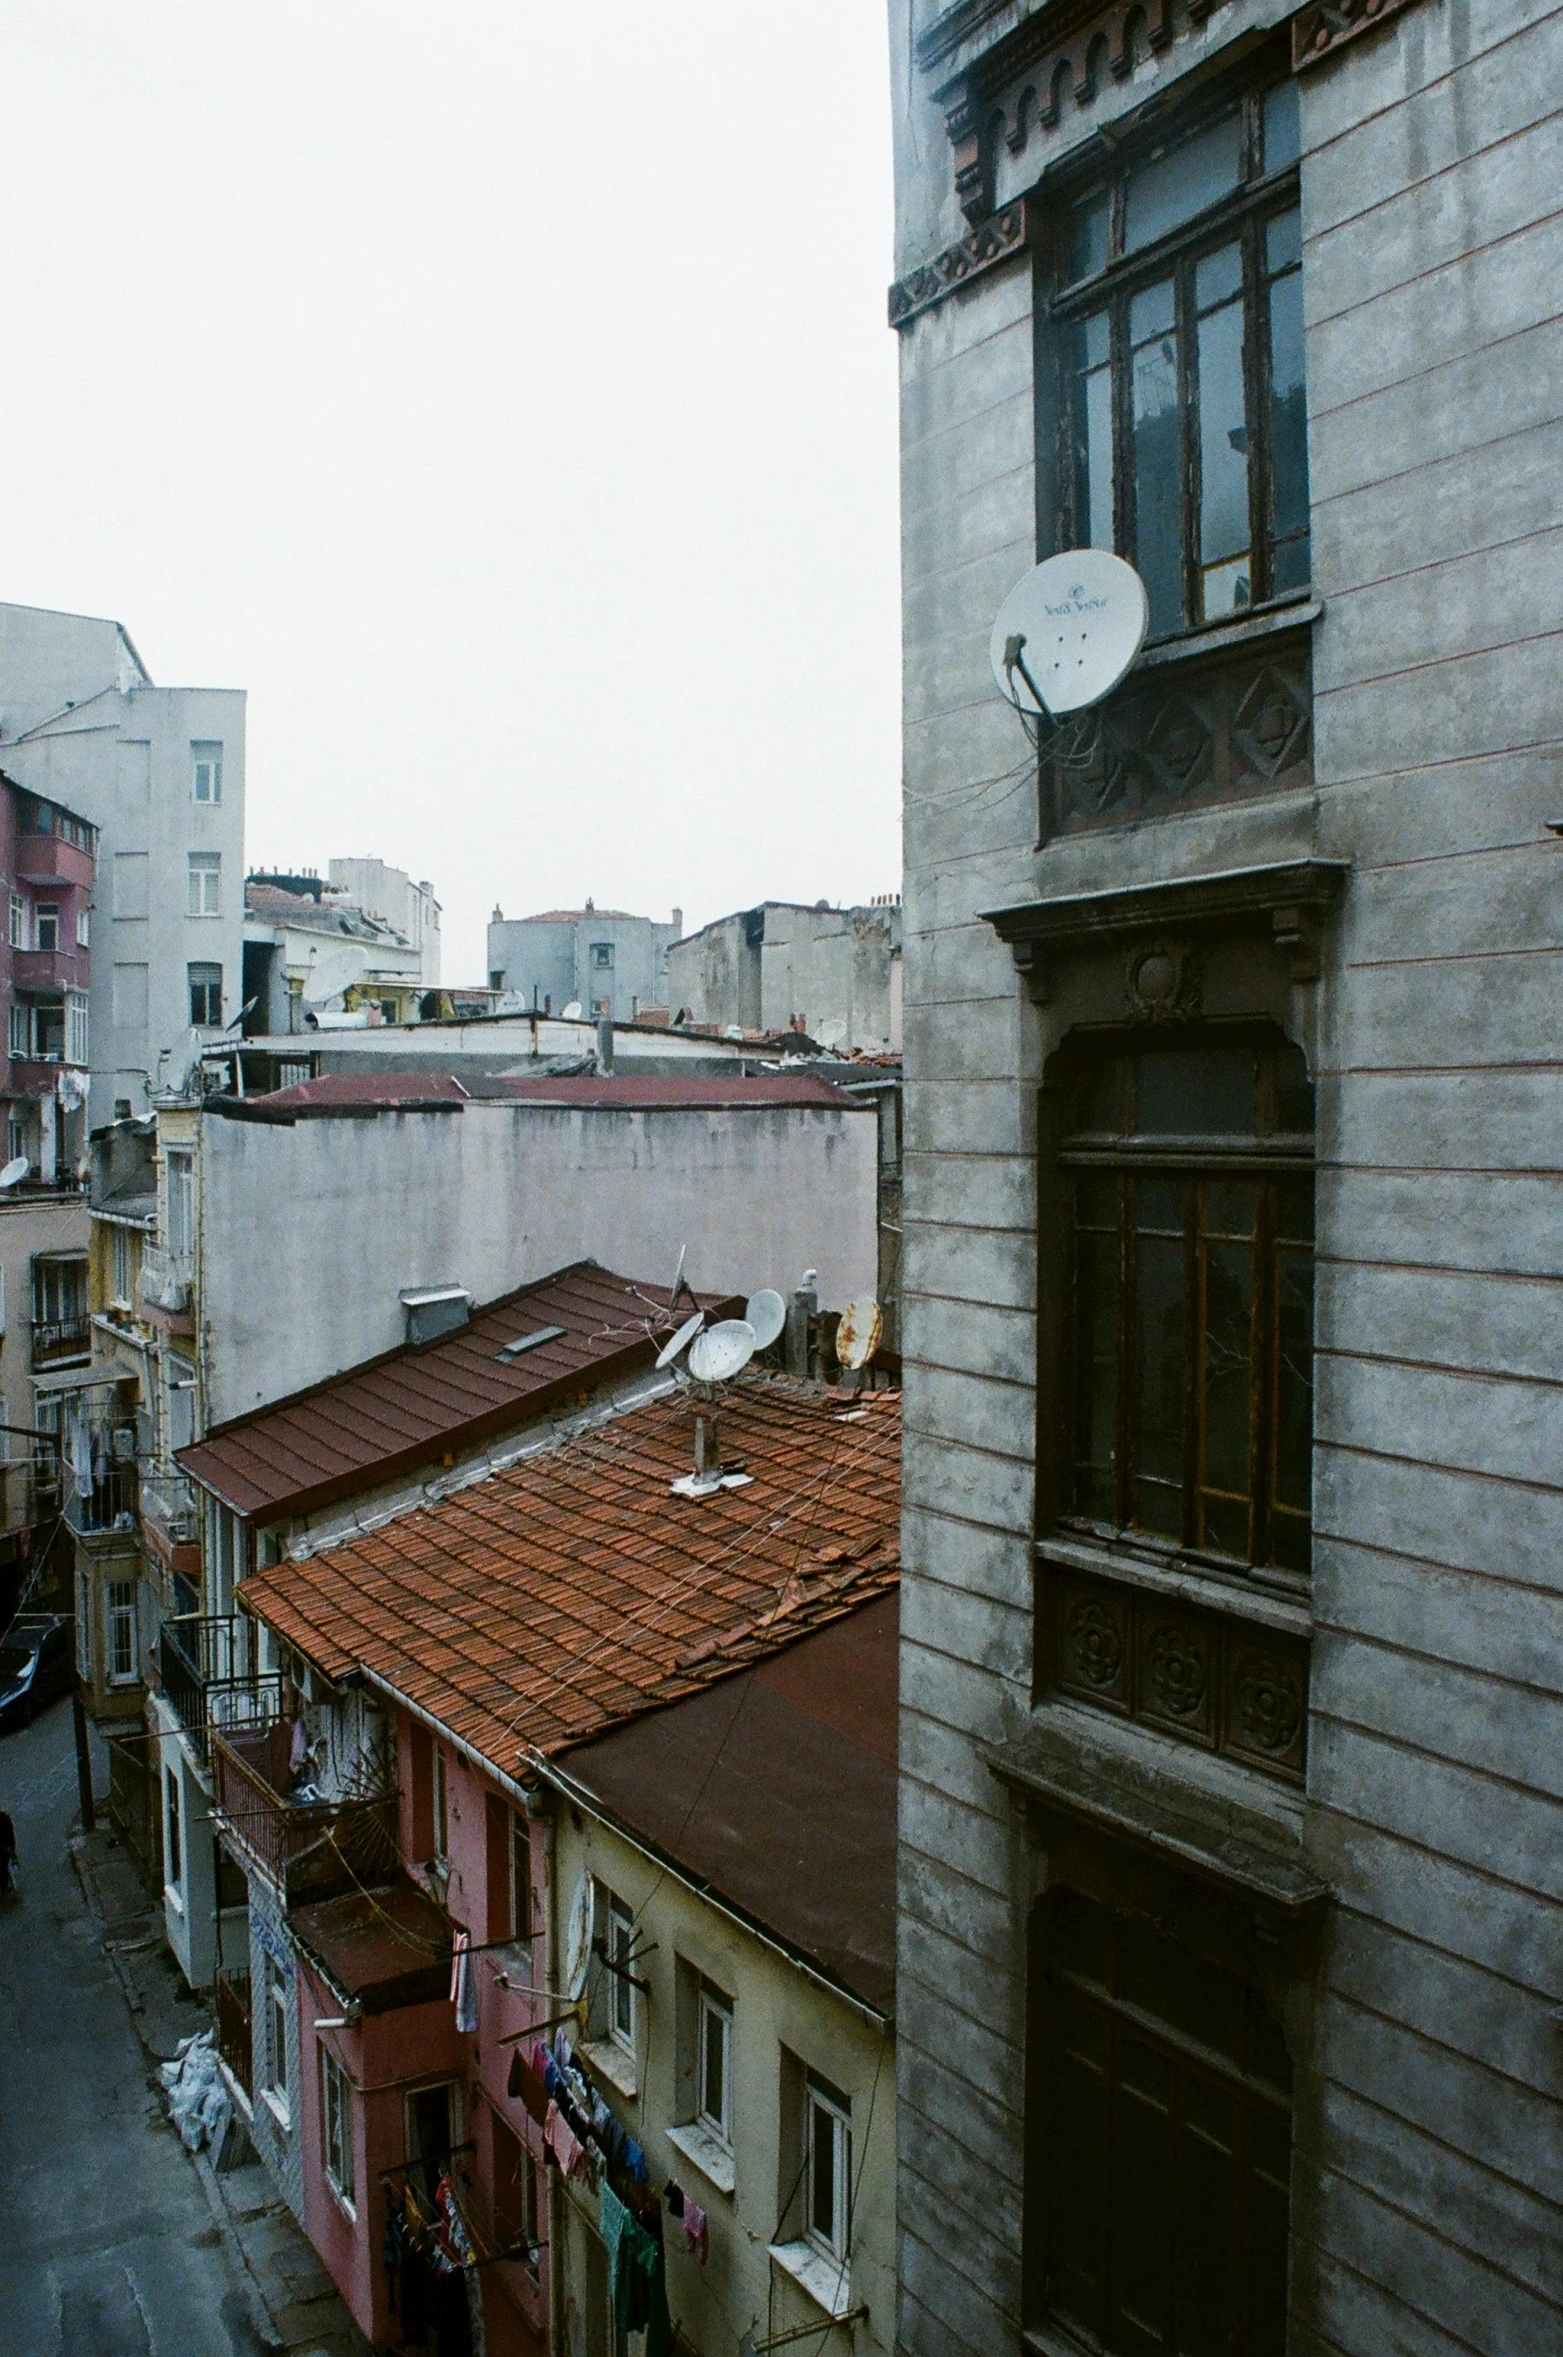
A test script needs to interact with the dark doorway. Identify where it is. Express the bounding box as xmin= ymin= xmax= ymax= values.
xmin=1027 ymin=1889 xmax=1292 ymax=2354
xmin=405 ymin=2081 xmax=457 ymax=2202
